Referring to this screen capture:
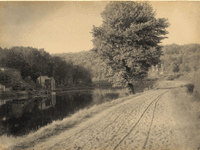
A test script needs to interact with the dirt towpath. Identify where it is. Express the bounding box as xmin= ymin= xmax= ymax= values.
xmin=21 ymin=87 xmax=199 ymax=150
